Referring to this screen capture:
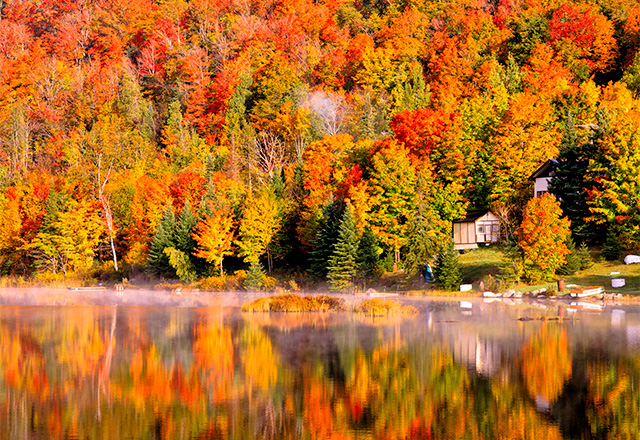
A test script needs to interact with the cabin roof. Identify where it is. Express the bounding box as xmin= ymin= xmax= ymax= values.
xmin=453 ymin=210 xmax=492 ymax=223
xmin=529 ymin=159 xmax=557 ymax=180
